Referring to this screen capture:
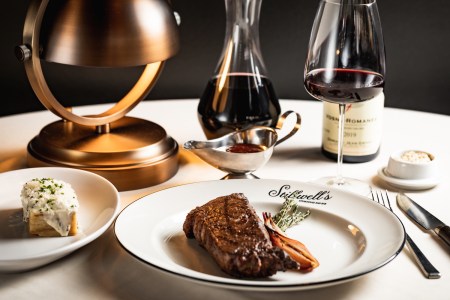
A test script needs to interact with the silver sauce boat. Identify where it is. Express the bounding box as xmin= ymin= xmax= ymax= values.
xmin=184 ymin=111 xmax=301 ymax=179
